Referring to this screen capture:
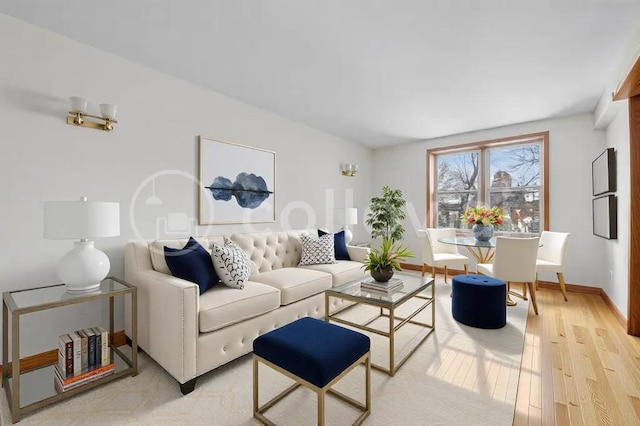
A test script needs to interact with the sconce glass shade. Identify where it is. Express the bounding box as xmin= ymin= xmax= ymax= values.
xmin=99 ymin=103 xmax=118 ymax=120
xmin=44 ymin=196 xmax=120 ymax=291
xmin=69 ymin=96 xmax=88 ymax=113
xmin=341 ymin=163 xmax=359 ymax=176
